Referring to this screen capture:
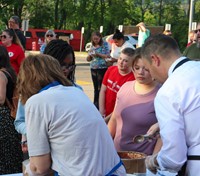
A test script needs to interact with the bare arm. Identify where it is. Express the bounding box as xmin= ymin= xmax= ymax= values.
xmin=86 ymin=54 xmax=92 ymax=62
xmin=110 ymin=57 xmax=118 ymax=63
xmin=139 ymin=25 xmax=147 ymax=32
xmin=136 ymin=22 xmax=147 ymax=32
xmin=146 ymin=122 xmax=159 ymax=136
xmin=153 ymin=137 xmax=162 ymax=154
xmin=27 ymin=153 xmax=52 ymax=175
xmin=96 ymin=52 xmax=110 ymax=59
xmin=107 ymin=112 xmax=117 ymax=138
xmin=104 ymin=113 xmax=112 ymax=124
xmin=99 ymin=84 xmax=107 ymax=116
xmin=0 ymin=71 xmax=7 ymax=105
xmin=146 ymin=123 xmax=162 ymax=154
